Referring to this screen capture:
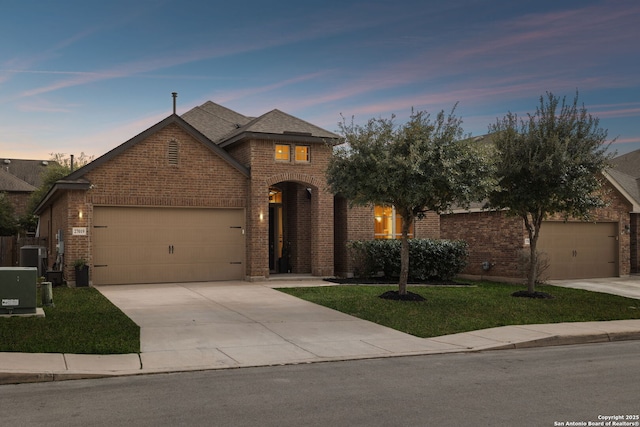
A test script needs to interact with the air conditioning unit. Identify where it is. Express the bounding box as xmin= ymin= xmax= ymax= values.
xmin=19 ymin=245 xmax=47 ymax=276
xmin=0 ymin=267 xmax=37 ymax=315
